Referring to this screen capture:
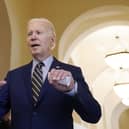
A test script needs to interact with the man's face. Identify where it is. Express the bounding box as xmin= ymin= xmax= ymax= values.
xmin=27 ymin=20 xmax=55 ymax=60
